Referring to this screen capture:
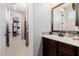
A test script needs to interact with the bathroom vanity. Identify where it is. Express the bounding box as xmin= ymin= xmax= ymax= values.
xmin=43 ymin=3 xmax=79 ymax=56
xmin=42 ymin=34 xmax=79 ymax=56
